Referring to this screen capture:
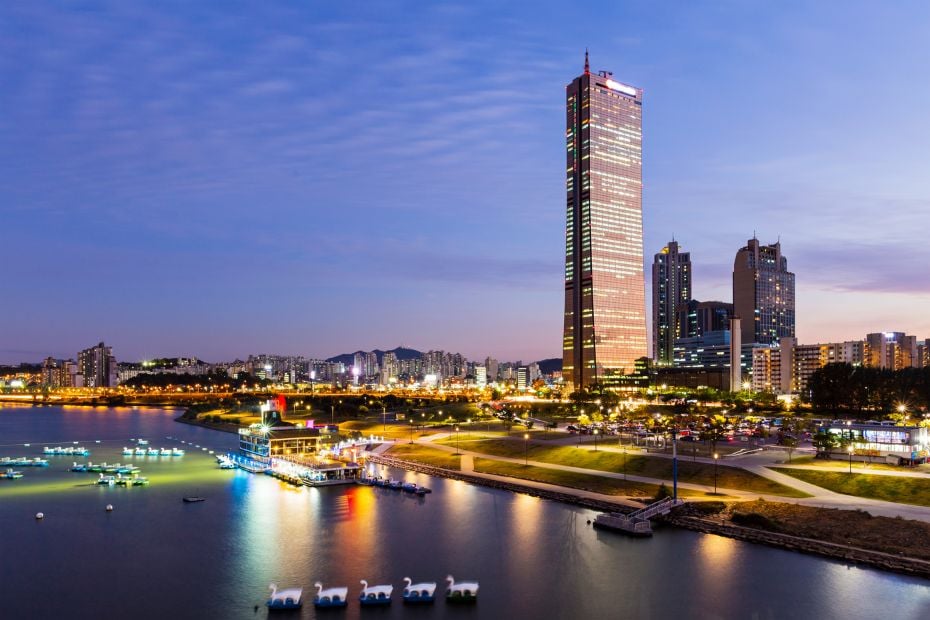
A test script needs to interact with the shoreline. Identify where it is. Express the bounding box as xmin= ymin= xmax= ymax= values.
xmin=173 ymin=414 xmax=241 ymax=435
xmin=374 ymin=452 xmax=930 ymax=581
